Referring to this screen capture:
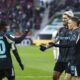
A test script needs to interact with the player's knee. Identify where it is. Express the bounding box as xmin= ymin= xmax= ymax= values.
xmin=53 ymin=73 xmax=60 ymax=80
xmin=64 ymin=73 xmax=72 ymax=80
xmin=64 ymin=77 xmax=70 ymax=80
xmin=53 ymin=76 xmax=59 ymax=80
